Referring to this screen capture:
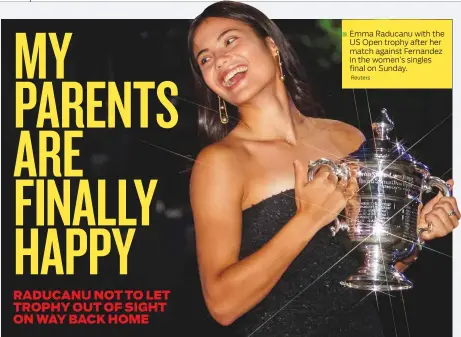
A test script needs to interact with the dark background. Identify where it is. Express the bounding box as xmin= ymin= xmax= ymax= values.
xmin=1 ymin=20 xmax=453 ymax=337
